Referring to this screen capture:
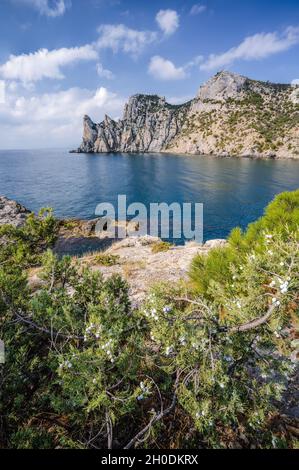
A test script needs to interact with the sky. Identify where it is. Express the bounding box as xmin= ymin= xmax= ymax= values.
xmin=0 ymin=0 xmax=298 ymax=149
